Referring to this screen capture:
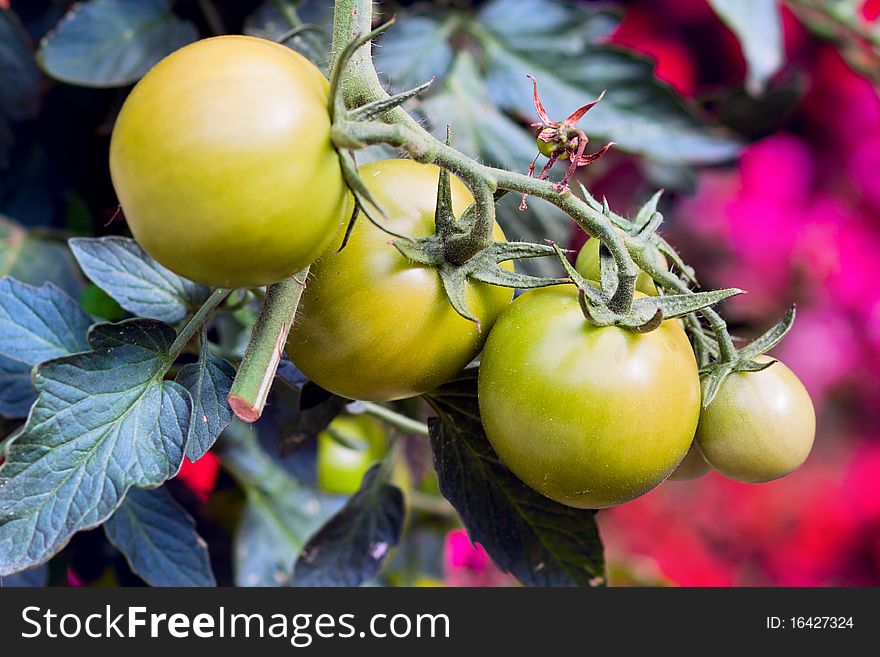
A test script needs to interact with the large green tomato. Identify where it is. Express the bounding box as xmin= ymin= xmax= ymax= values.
xmin=696 ymin=356 xmax=815 ymax=483
xmin=288 ymin=159 xmax=514 ymax=401
xmin=478 ymin=286 xmax=701 ymax=509
xmin=110 ymin=36 xmax=347 ymax=289
xmin=575 ymin=229 xmax=667 ymax=296
xmin=317 ymin=414 xmax=388 ymax=495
